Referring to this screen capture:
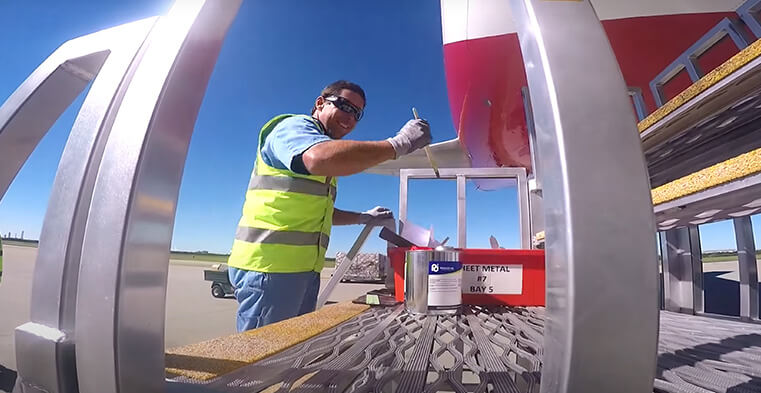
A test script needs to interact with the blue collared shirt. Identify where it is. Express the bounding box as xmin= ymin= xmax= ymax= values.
xmin=260 ymin=115 xmax=331 ymax=175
